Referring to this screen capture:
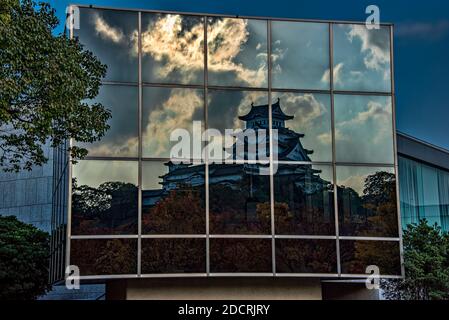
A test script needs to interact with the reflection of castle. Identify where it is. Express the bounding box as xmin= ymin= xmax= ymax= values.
xmin=143 ymin=99 xmax=329 ymax=208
